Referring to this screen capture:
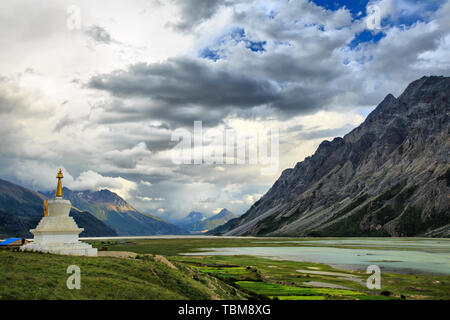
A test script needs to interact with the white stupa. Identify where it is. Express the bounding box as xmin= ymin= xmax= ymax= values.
xmin=21 ymin=169 xmax=97 ymax=256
